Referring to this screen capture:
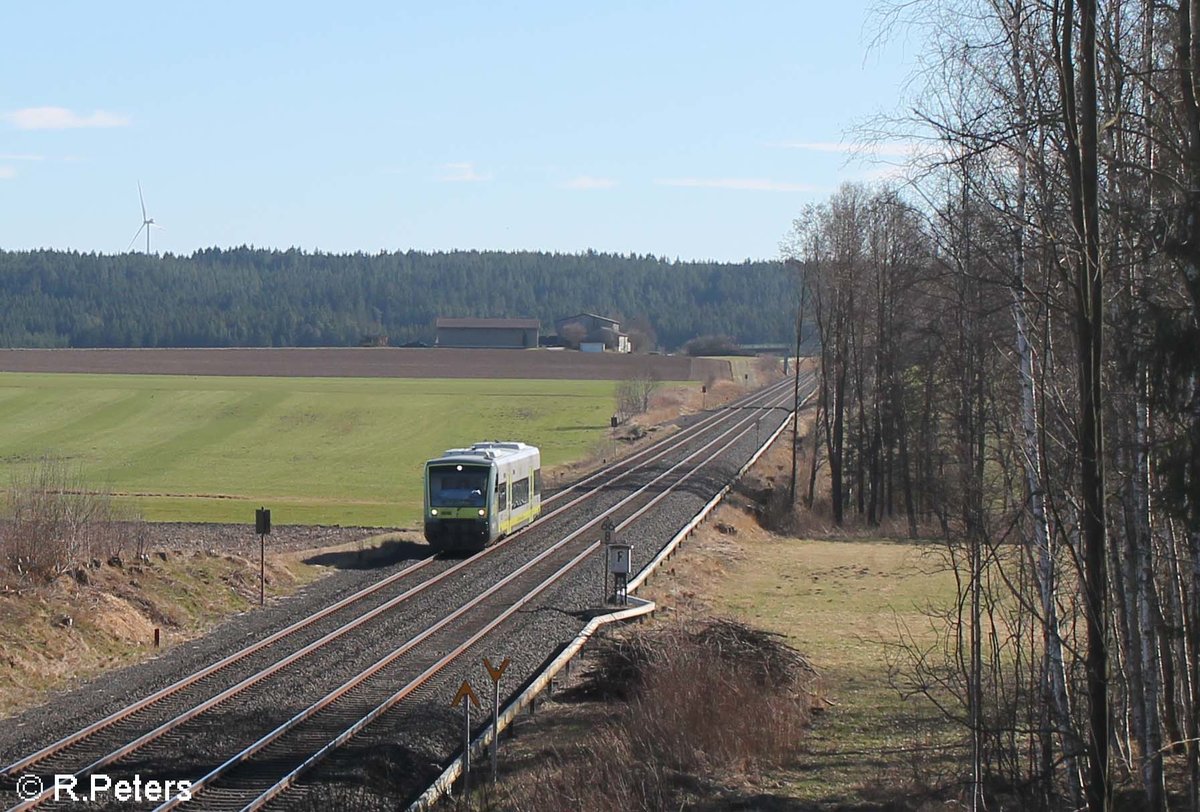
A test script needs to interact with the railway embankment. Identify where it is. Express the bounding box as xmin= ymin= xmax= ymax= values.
xmin=0 ymin=526 xmax=399 ymax=721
